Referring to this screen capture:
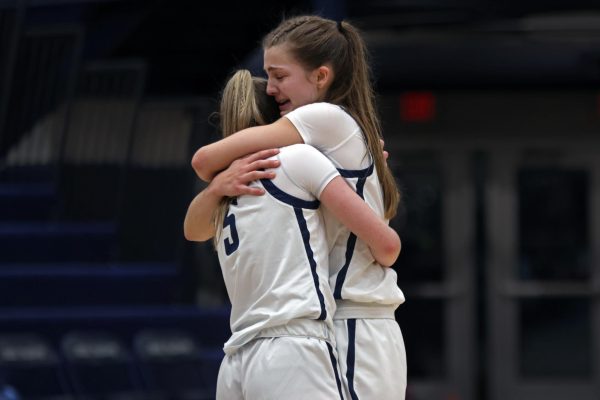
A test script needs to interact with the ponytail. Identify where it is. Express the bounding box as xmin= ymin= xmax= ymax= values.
xmin=213 ymin=70 xmax=279 ymax=246
xmin=338 ymin=21 xmax=400 ymax=219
